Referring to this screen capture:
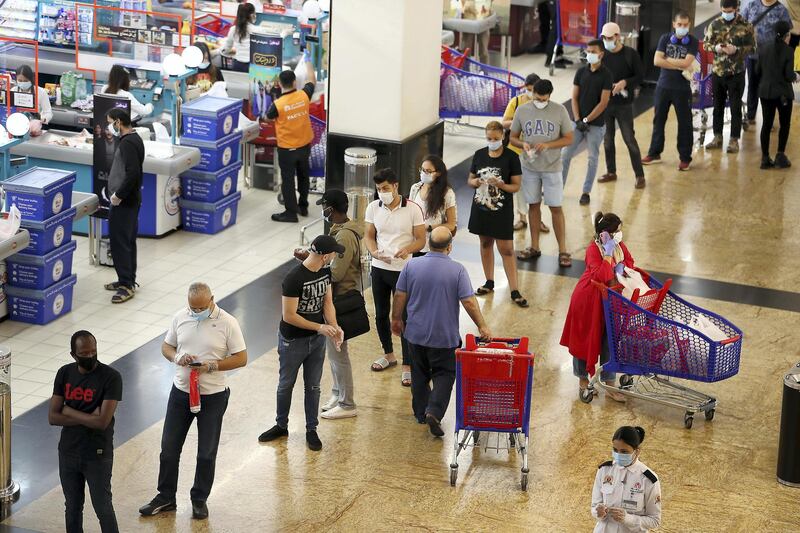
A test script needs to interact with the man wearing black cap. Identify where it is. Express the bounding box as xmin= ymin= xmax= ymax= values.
xmin=258 ymin=235 xmax=344 ymax=451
